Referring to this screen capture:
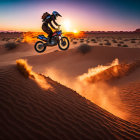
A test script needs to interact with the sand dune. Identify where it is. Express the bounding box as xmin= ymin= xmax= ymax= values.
xmin=79 ymin=60 xmax=140 ymax=83
xmin=119 ymin=82 xmax=140 ymax=125
xmin=27 ymin=46 xmax=140 ymax=77
xmin=0 ymin=43 xmax=140 ymax=139
xmin=0 ymin=42 xmax=58 ymax=67
xmin=0 ymin=64 xmax=140 ymax=140
xmin=25 ymin=46 xmax=140 ymax=124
